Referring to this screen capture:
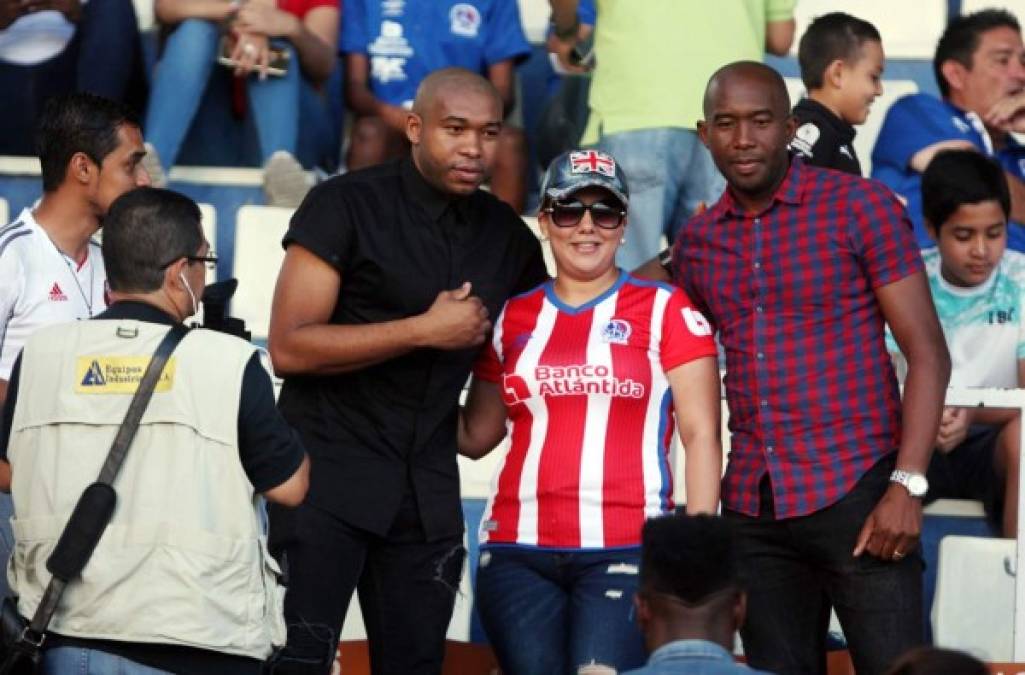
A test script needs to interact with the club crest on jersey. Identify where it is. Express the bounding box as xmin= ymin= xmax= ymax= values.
xmin=600 ymin=319 xmax=631 ymax=344
xmin=449 ymin=3 xmax=481 ymax=37
xmin=570 ymin=150 xmax=616 ymax=177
